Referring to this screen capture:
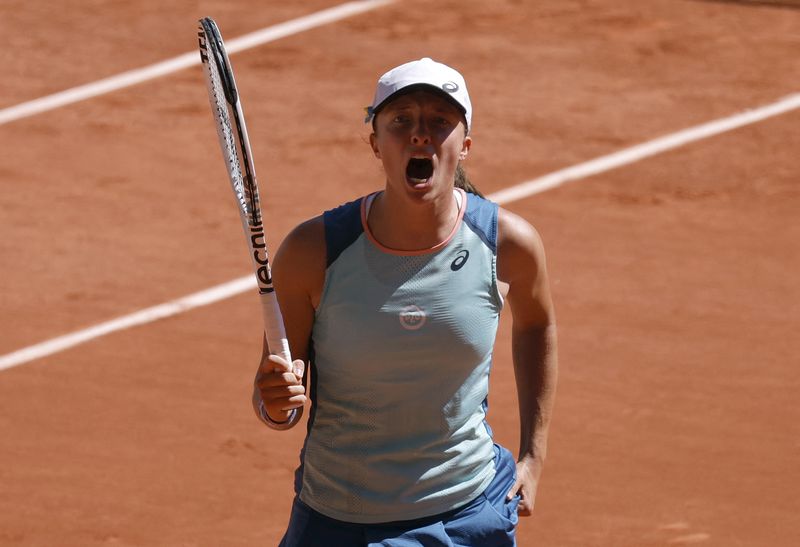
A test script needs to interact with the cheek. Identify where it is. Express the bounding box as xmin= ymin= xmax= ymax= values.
xmin=440 ymin=125 xmax=468 ymax=150
xmin=442 ymin=136 xmax=468 ymax=163
xmin=373 ymin=131 xmax=406 ymax=160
